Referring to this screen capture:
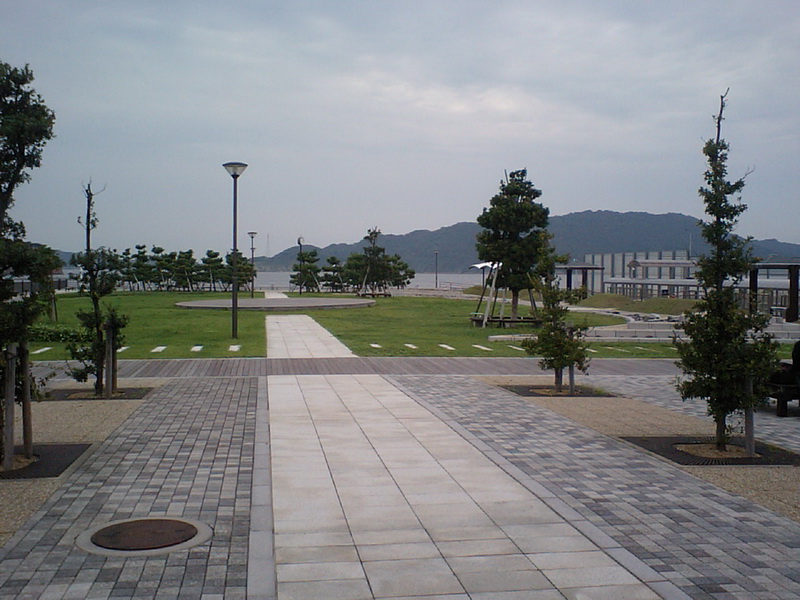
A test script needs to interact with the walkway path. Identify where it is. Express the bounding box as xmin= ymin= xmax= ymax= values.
xmin=1 ymin=315 xmax=798 ymax=599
